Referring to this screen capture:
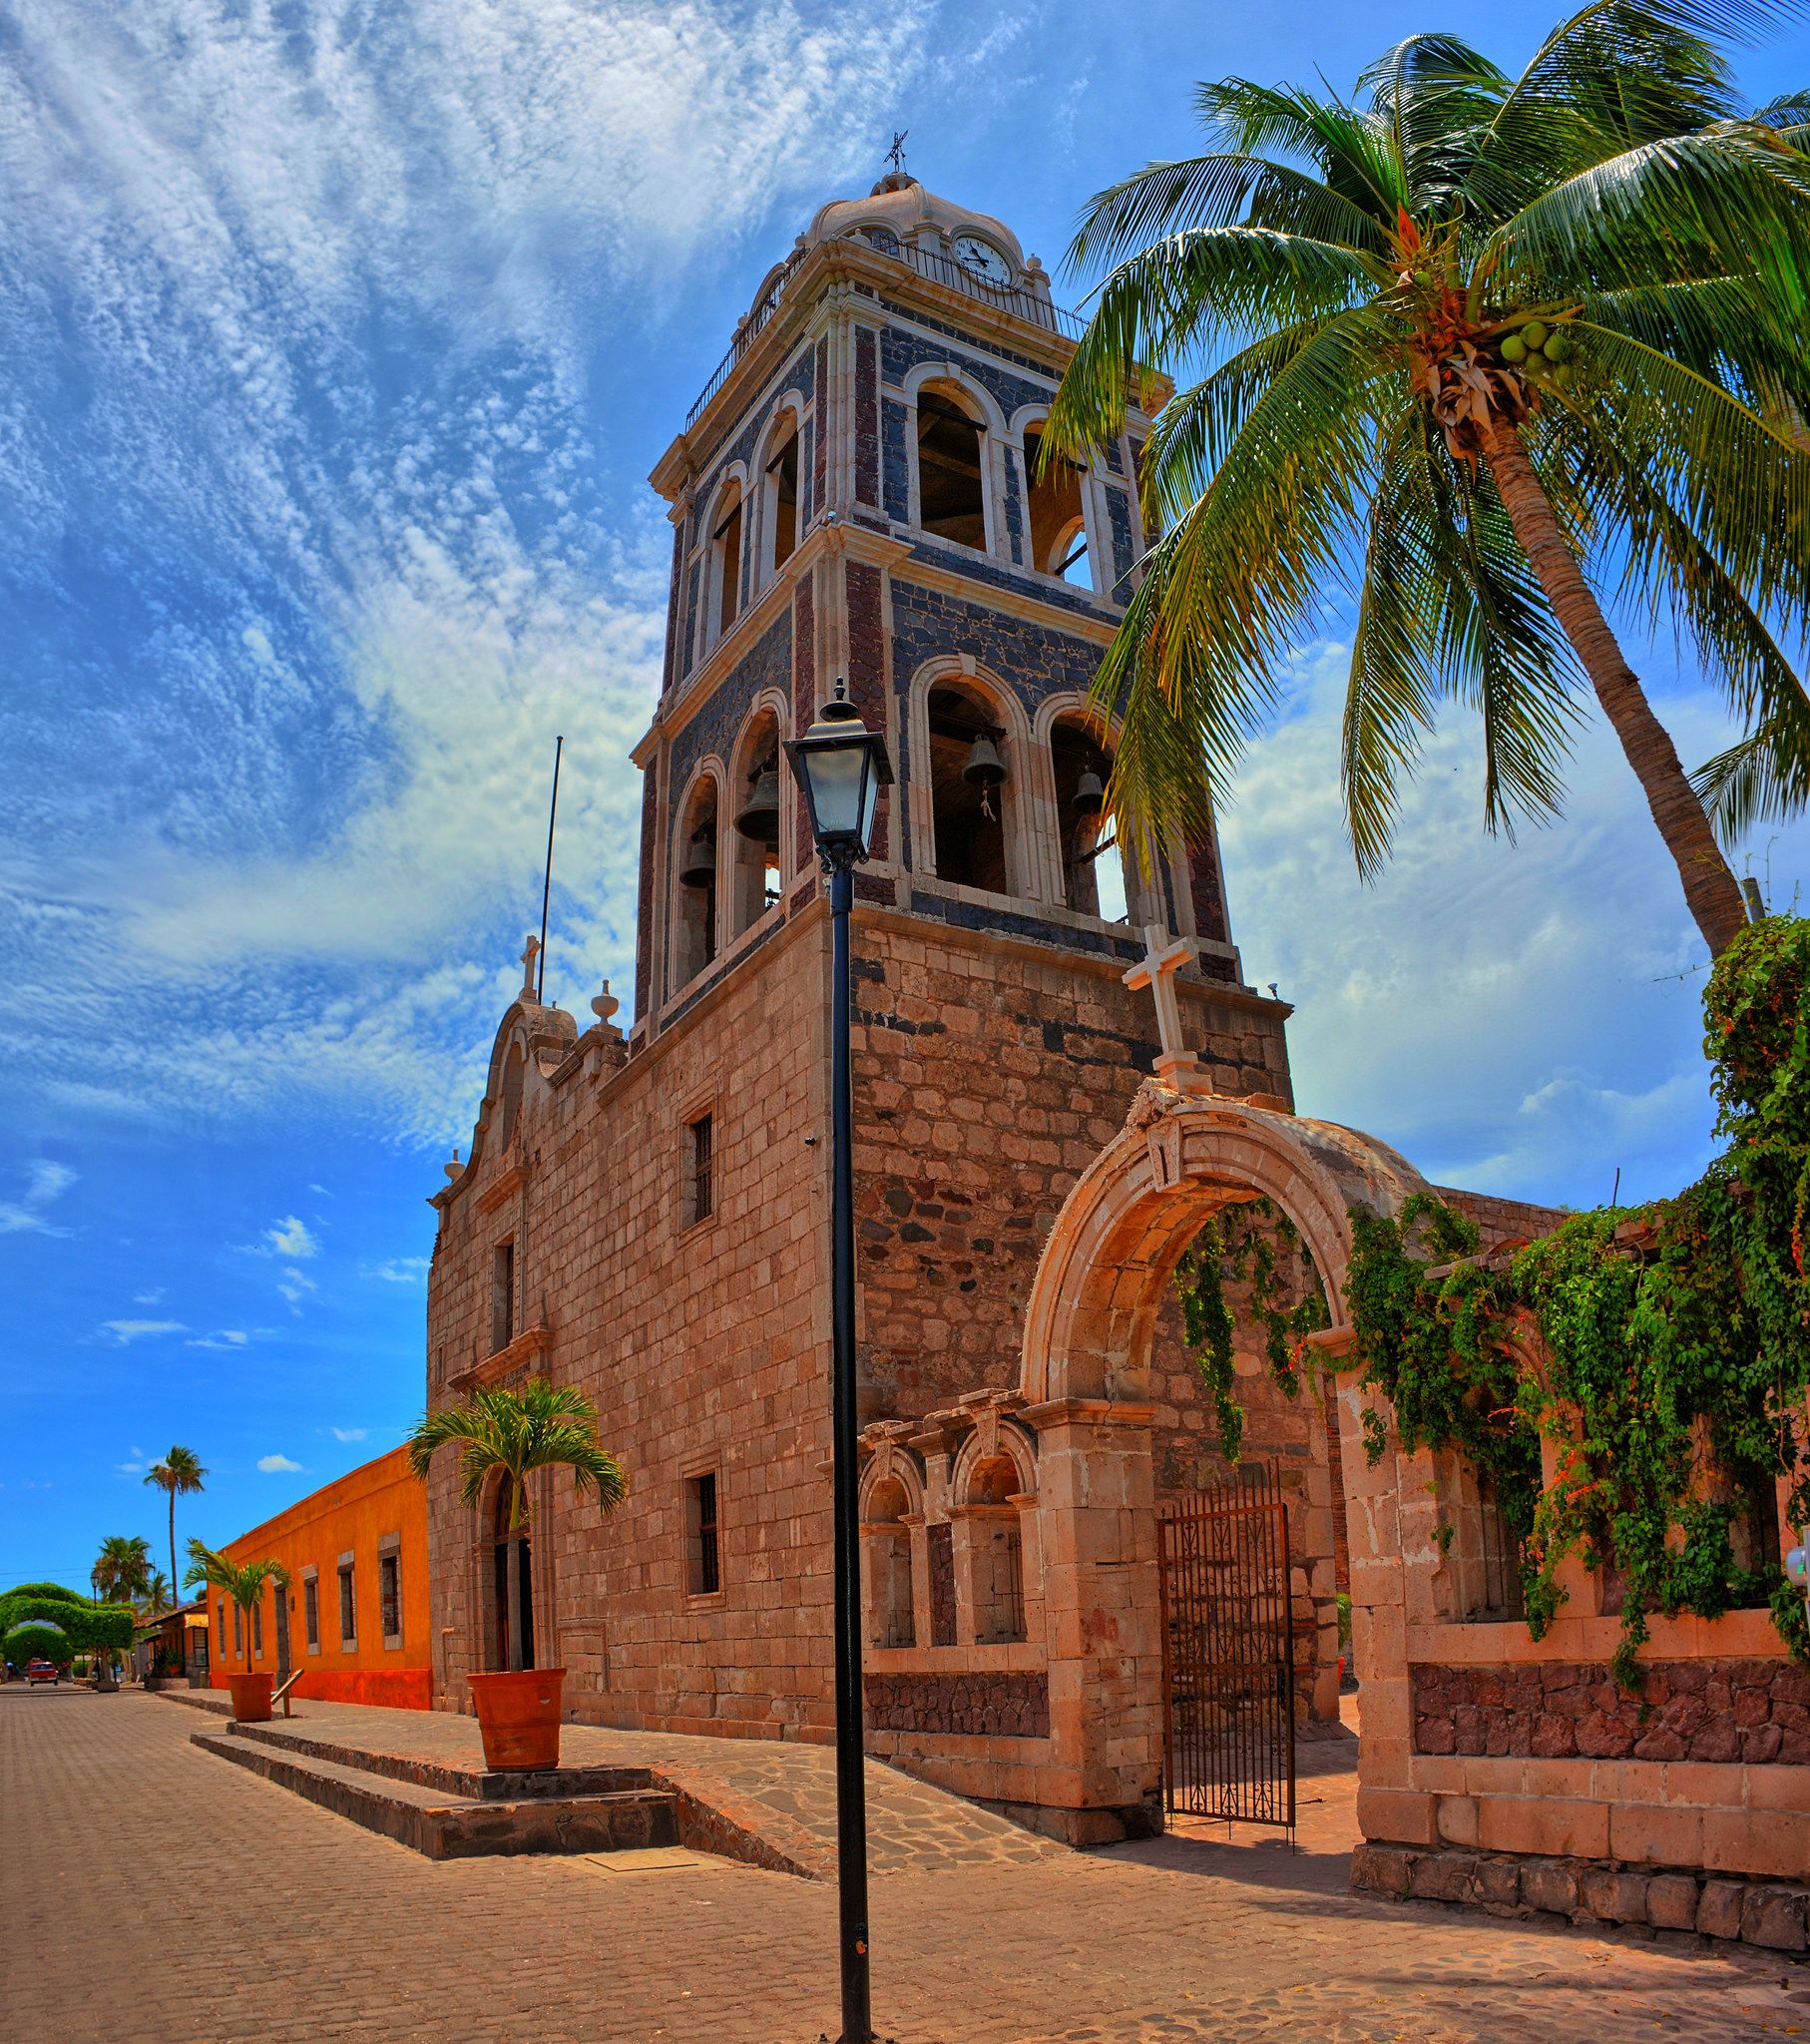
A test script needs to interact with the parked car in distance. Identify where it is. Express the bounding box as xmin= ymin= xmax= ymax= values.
xmin=26 ymin=1659 xmax=60 ymax=1686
